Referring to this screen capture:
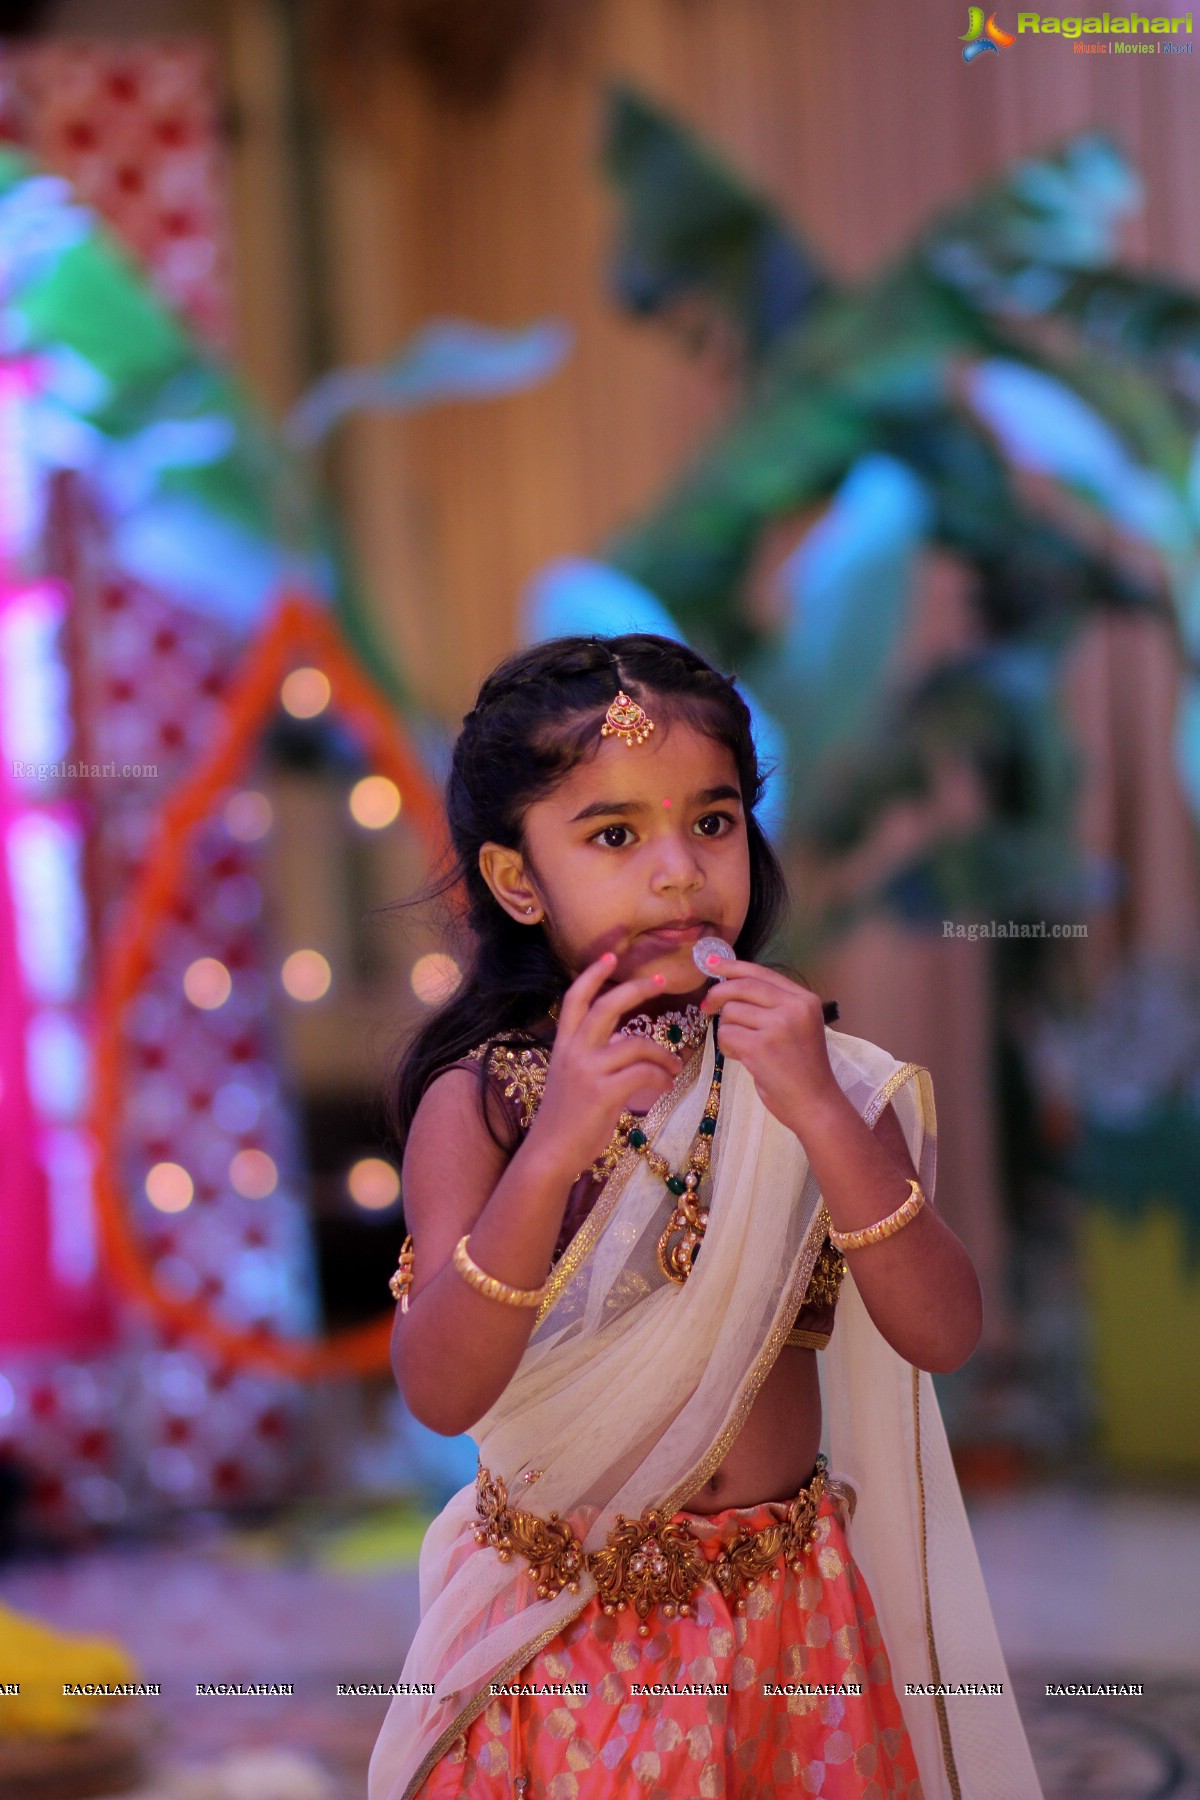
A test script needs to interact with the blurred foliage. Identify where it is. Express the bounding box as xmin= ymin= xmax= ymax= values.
xmin=1067 ymin=1106 xmax=1200 ymax=1266
xmin=598 ymin=94 xmax=1200 ymax=934
xmin=1027 ymin=955 xmax=1200 ymax=1260
xmin=0 ymin=148 xmax=567 ymax=720
xmin=602 ymin=86 xmax=830 ymax=364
